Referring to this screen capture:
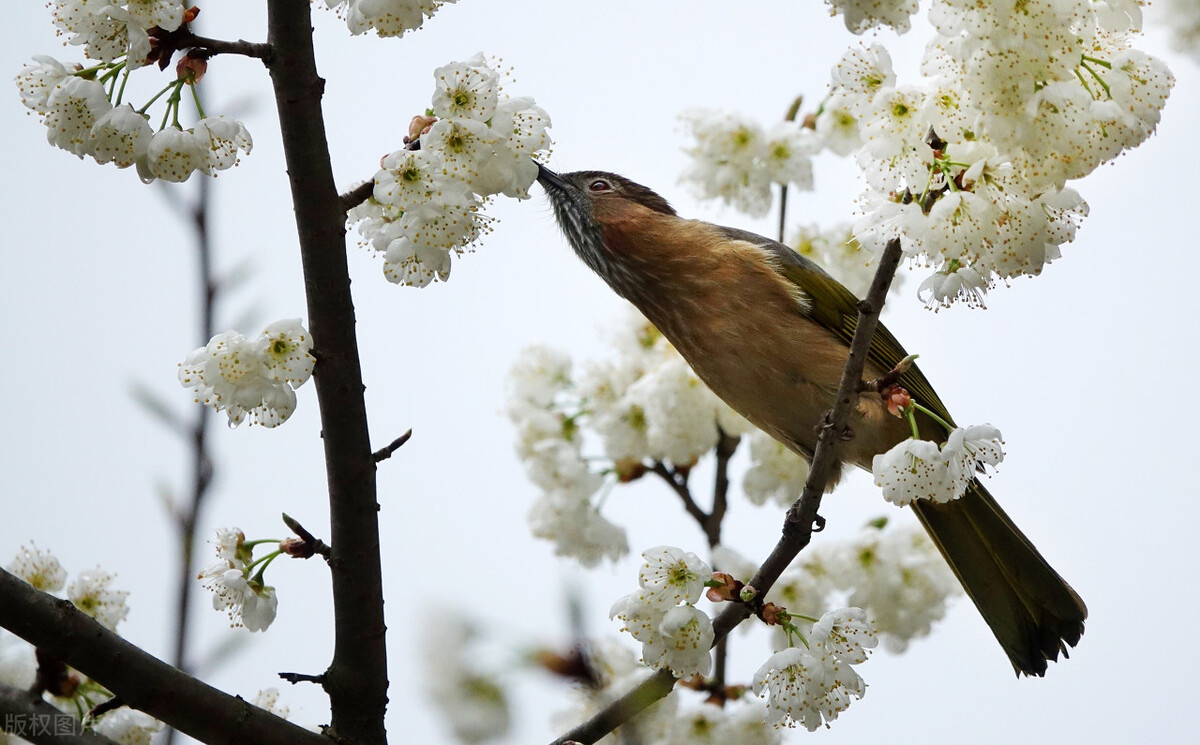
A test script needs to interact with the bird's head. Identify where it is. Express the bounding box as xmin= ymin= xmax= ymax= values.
xmin=536 ymin=164 xmax=678 ymax=297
